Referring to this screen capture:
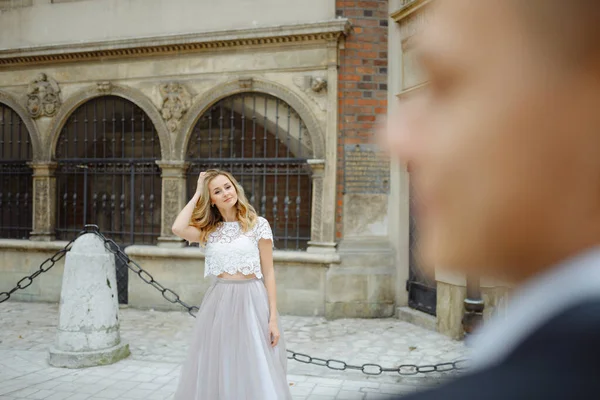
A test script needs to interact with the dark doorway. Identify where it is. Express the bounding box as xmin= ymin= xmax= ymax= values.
xmin=407 ymin=184 xmax=437 ymax=315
